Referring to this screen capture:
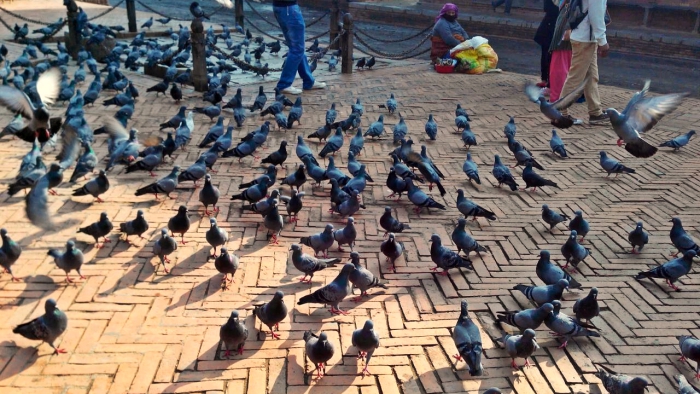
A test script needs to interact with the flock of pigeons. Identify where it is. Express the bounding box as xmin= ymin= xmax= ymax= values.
xmin=1 ymin=1 xmax=699 ymax=392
